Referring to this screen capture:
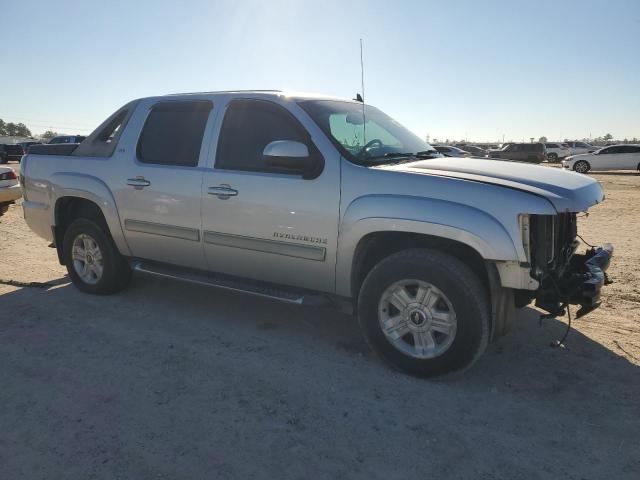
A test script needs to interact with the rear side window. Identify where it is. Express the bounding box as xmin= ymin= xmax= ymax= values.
xmin=620 ymin=145 xmax=640 ymax=153
xmin=215 ymin=99 xmax=311 ymax=174
xmin=546 ymin=143 xmax=558 ymax=148
xmin=137 ymin=100 xmax=212 ymax=167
